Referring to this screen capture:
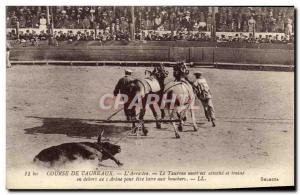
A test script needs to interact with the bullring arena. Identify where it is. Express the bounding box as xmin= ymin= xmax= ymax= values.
xmin=7 ymin=64 xmax=294 ymax=186
xmin=6 ymin=6 xmax=294 ymax=189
